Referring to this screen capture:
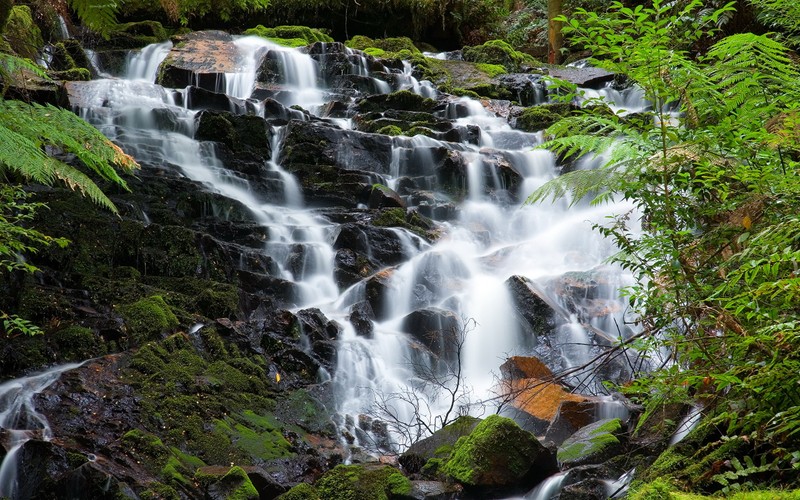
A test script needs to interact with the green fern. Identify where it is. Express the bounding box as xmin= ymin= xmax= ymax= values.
xmin=67 ymin=0 xmax=119 ymax=34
